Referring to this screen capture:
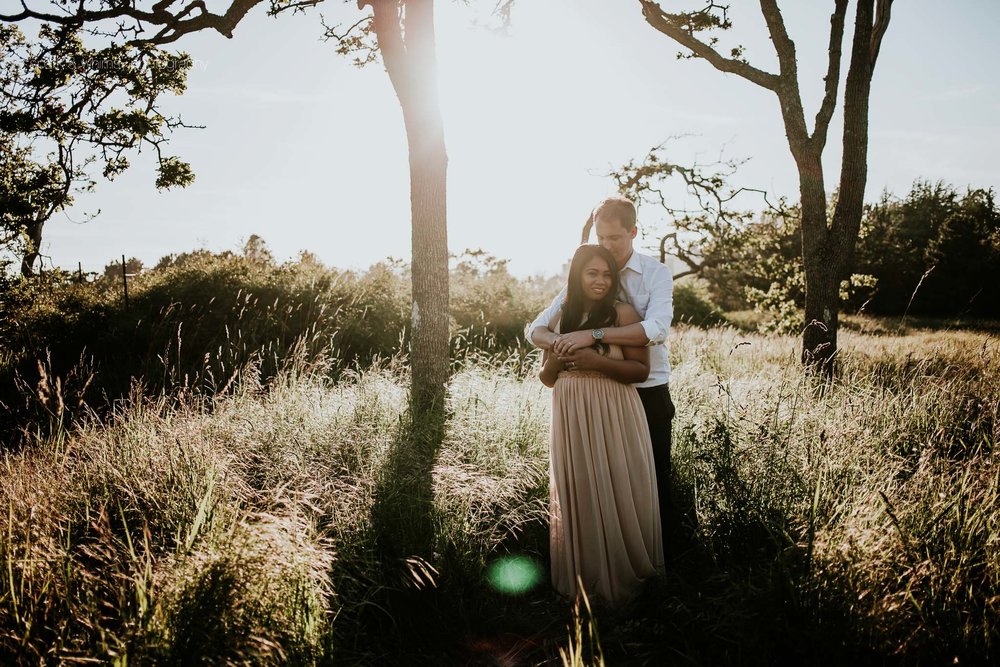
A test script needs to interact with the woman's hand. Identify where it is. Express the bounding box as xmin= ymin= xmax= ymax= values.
xmin=539 ymin=349 xmax=565 ymax=387
xmin=557 ymin=346 xmax=602 ymax=372
xmin=560 ymin=342 xmax=648 ymax=384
